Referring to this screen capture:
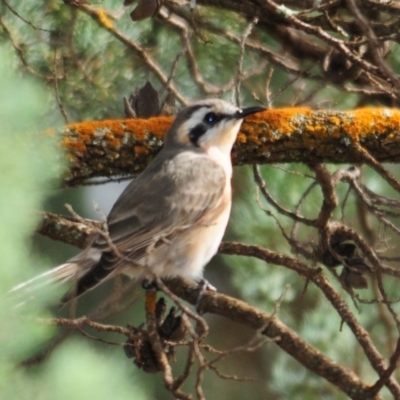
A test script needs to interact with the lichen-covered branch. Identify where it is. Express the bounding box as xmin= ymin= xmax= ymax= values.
xmin=38 ymin=212 xmax=99 ymax=248
xmin=60 ymin=108 xmax=400 ymax=186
